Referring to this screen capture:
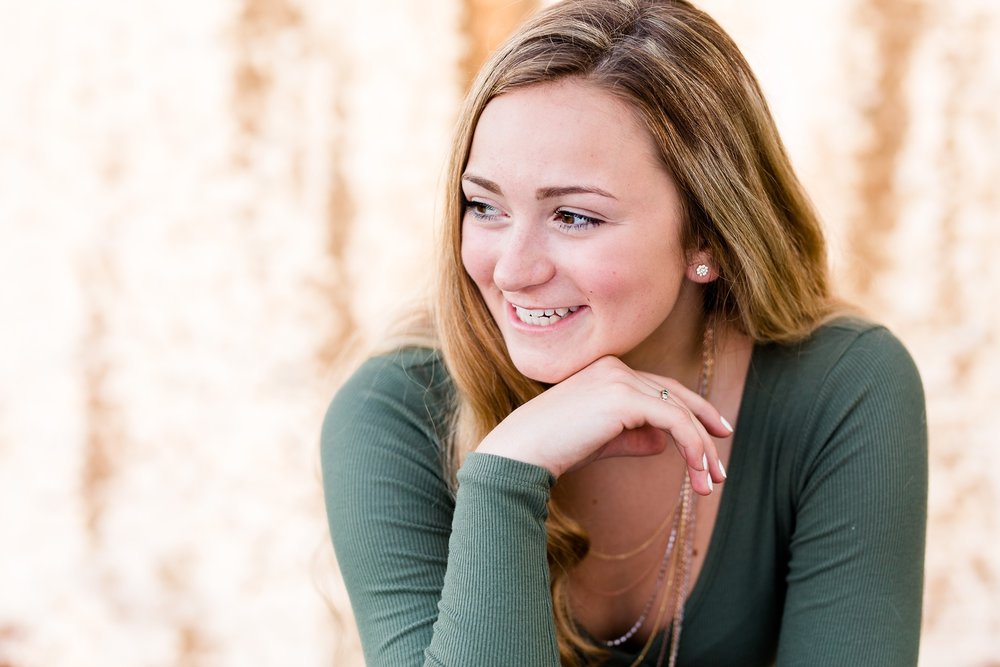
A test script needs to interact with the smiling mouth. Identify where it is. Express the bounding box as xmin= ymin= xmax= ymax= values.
xmin=512 ymin=304 xmax=581 ymax=326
